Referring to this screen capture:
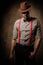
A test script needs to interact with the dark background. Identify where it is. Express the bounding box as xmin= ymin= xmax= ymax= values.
xmin=0 ymin=0 xmax=43 ymax=65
